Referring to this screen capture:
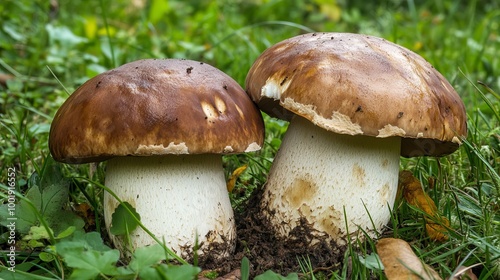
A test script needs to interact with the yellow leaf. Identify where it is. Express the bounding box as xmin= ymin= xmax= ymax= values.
xmin=377 ymin=238 xmax=442 ymax=280
xmin=226 ymin=165 xmax=247 ymax=192
xmin=319 ymin=3 xmax=342 ymax=22
xmin=83 ymin=16 xmax=97 ymax=40
xmin=413 ymin=41 xmax=423 ymax=51
xmin=426 ymin=219 xmax=449 ymax=242
xmin=399 ymin=171 xmax=450 ymax=241
xmin=97 ymin=26 xmax=116 ymax=37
